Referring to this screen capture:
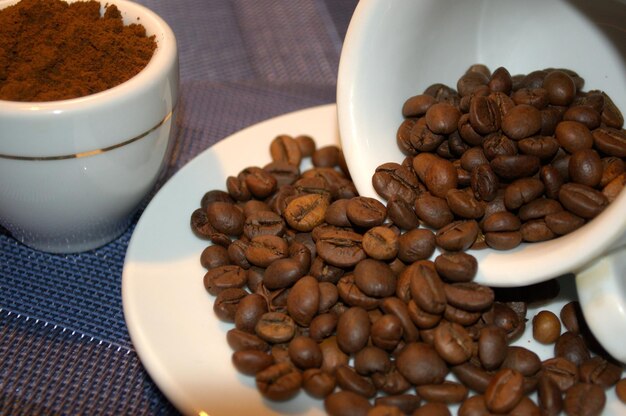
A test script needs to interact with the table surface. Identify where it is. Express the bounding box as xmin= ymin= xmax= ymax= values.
xmin=0 ymin=1 xmax=358 ymax=414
